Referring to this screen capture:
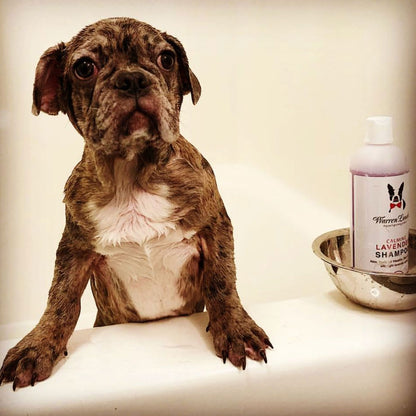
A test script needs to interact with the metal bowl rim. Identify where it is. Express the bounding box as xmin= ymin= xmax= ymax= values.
xmin=312 ymin=227 xmax=416 ymax=279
